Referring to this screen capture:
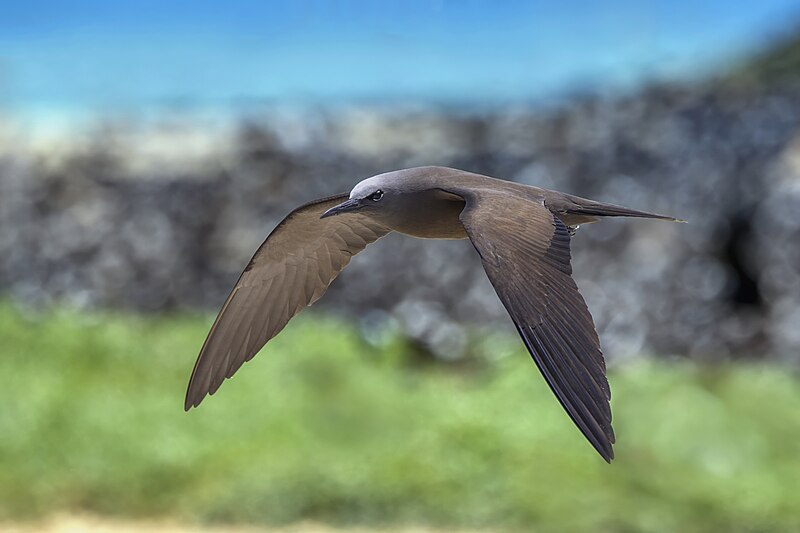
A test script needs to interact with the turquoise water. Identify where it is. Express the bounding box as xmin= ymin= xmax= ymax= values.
xmin=1 ymin=0 xmax=799 ymax=119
